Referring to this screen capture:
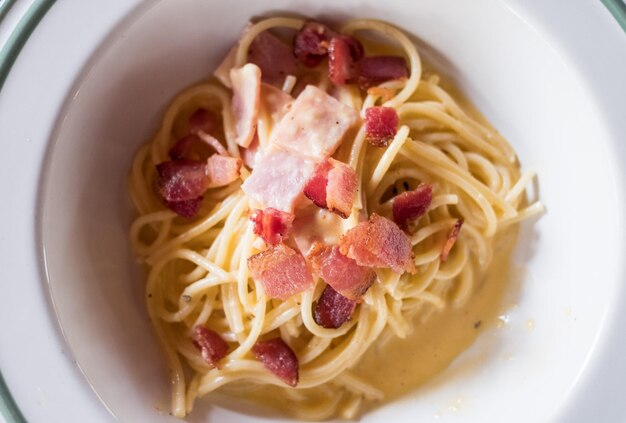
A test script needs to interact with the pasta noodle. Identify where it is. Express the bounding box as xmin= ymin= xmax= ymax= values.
xmin=128 ymin=17 xmax=544 ymax=420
